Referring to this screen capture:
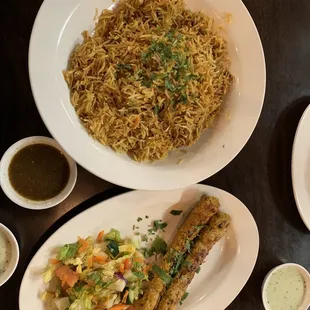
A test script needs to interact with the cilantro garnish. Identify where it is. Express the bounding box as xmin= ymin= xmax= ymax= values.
xmin=170 ymin=209 xmax=183 ymax=216
xmin=180 ymin=292 xmax=189 ymax=305
xmin=153 ymin=220 xmax=168 ymax=232
xmin=152 ymin=265 xmax=172 ymax=285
